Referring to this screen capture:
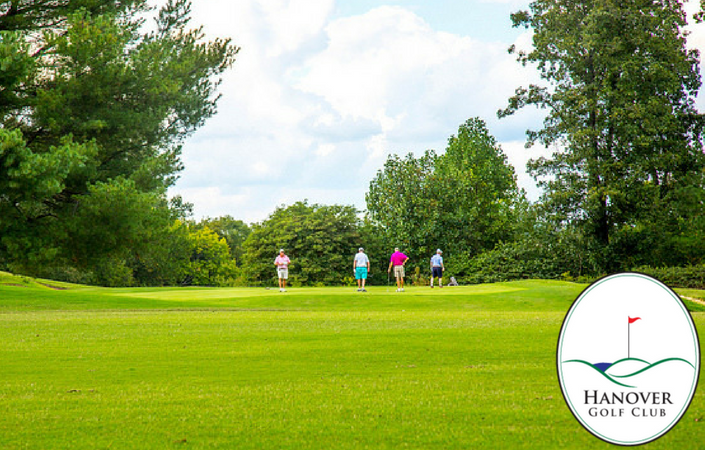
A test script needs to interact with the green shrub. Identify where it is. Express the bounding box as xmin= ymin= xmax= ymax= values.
xmin=455 ymin=240 xmax=567 ymax=284
xmin=91 ymin=259 xmax=135 ymax=287
xmin=632 ymin=265 xmax=705 ymax=289
xmin=40 ymin=266 xmax=94 ymax=285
